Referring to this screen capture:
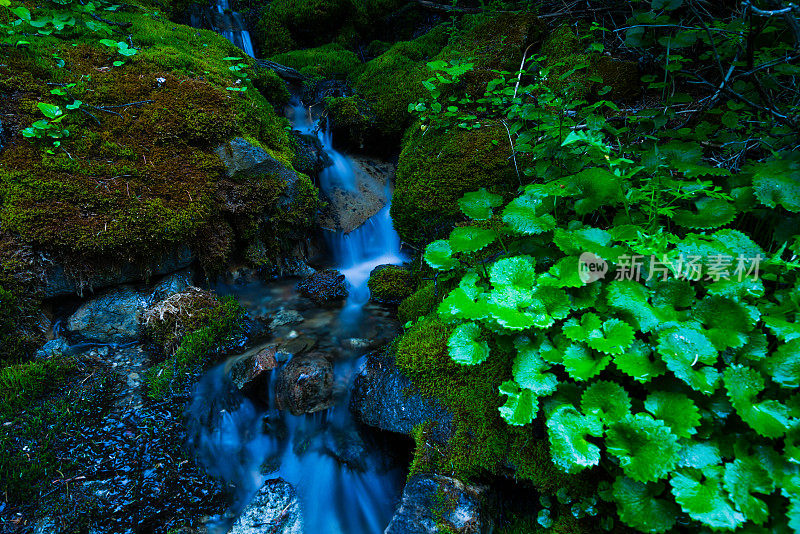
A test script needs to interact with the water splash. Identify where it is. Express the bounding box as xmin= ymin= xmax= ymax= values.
xmin=213 ymin=0 xmax=255 ymax=57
